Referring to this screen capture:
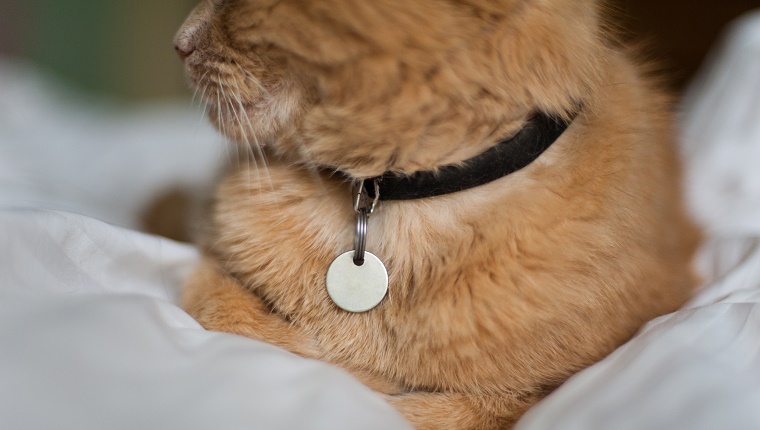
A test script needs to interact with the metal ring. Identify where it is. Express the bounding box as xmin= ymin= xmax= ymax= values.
xmin=353 ymin=180 xmax=366 ymax=213
xmin=353 ymin=208 xmax=369 ymax=265
xmin=353 ymin=179 xmax=380 ymax=215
